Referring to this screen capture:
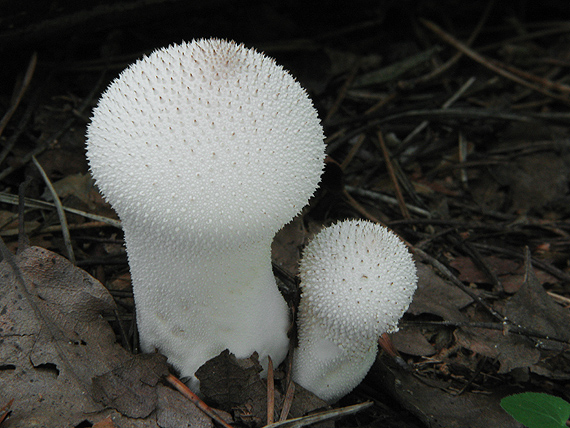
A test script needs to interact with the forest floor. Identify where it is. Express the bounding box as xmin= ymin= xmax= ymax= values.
xmin=1 ymin=1 xmax=569 ymax=427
